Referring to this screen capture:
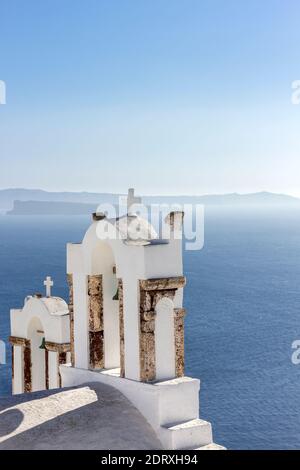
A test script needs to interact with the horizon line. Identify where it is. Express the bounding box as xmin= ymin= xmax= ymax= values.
xmin=0 ymin=187 xmax=299 ymax=200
